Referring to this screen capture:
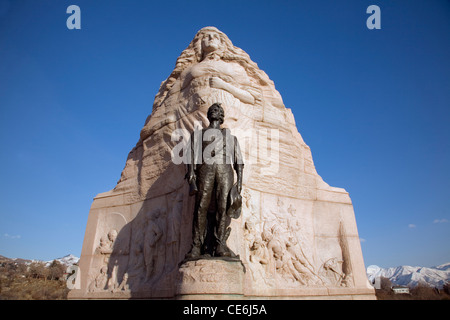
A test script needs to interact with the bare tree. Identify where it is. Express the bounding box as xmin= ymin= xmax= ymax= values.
xmin=48 ymin=260 xmax=65 ymax=280
xmin=27 ymin=261 xmax=48 ymax=280
xmin=380 ymin=276 xmax=392 ymax=291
